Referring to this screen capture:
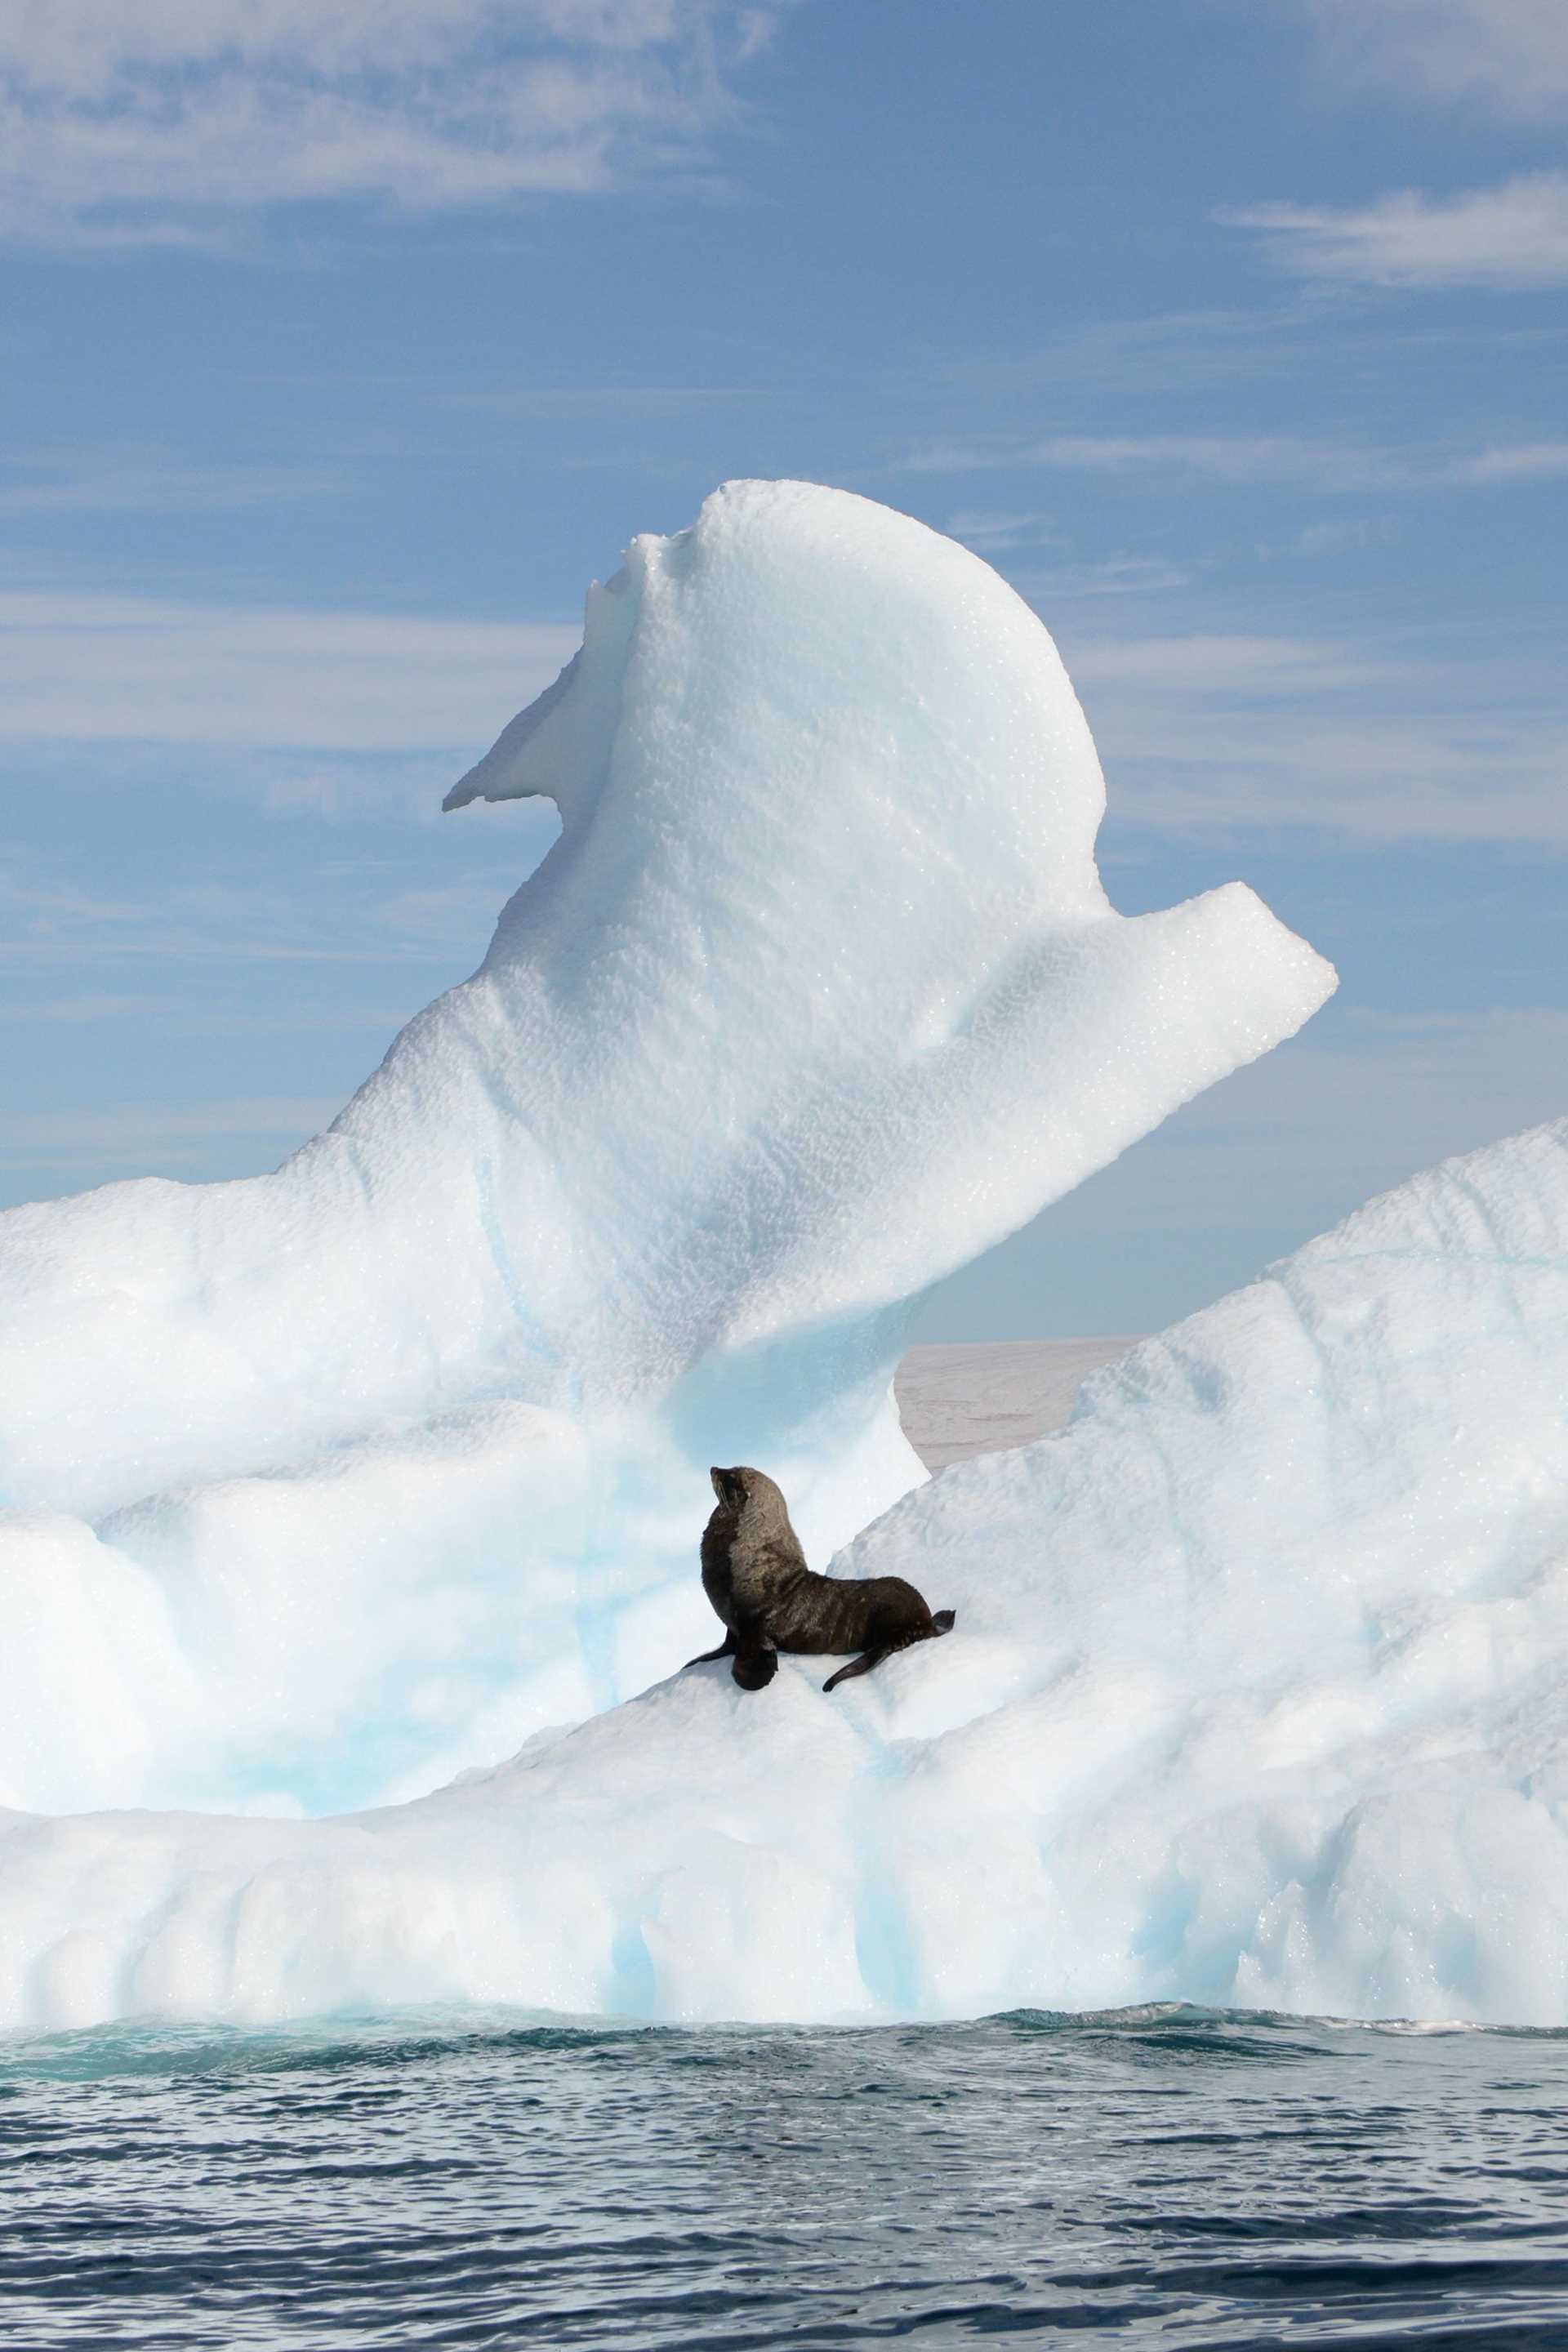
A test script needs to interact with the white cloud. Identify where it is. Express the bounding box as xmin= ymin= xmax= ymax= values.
xmin=942 ymin=513 xmax=1194 ymax=596
xmin=1062 ymin=632 xmax=1568 ymax=848
xmin=1033 ymin=434 xmax=1395 ymax=490
xmin=0 ymin=993 xmax=405 ymax=1033
xmin=1085 ymin=1004 xmax=1568 ymax=1253
xmin=0 ymin=590 xmax=578 ymax=749
xmin=942 ymin=509 xmax=1067 ymax=554
xmin=909 ymin=431 xmax=1387 ymax=490
xmin=0 ymin=993 xmax=176 ymax=1023
xmin=1224 ymin=172 xmax=1568 ymax=290
xmin=432 ymin=384 xmax=770 ymax=421
xmin=1106 ymin=710 xmax=1568 ymax=849
xmin=0 ymin=2 xmax=789 ymax=248
xmin=0 ymin=835 xmax=559 ymax=988
xmin=0 ymin=445 xmax=348 ymax=514
xmin=1459 ymin=441 xmax=1568 ymax=483
xmin=183 ymin=1008 xmax=409 ymax=1036
xmin=1070 ymin=635 xmax=1415 ymax=693
xmin=1278 ymin=517 xmax=1402 ymax=556
xmin=1 ymin=1097 xmax=341 ymax=1165
xmin=911 ymin=430 xmax=1568 ymax=496
xmin=1289 ymin=0 xmax=1568 ymax=121
xmin=939 ymin=309 xmax=1312 ymax=397
xmin=1221 ymin=1007 xmax=1568 ymax=1185
xmin=1017 ymin=555 xmax=1198 ymax=599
